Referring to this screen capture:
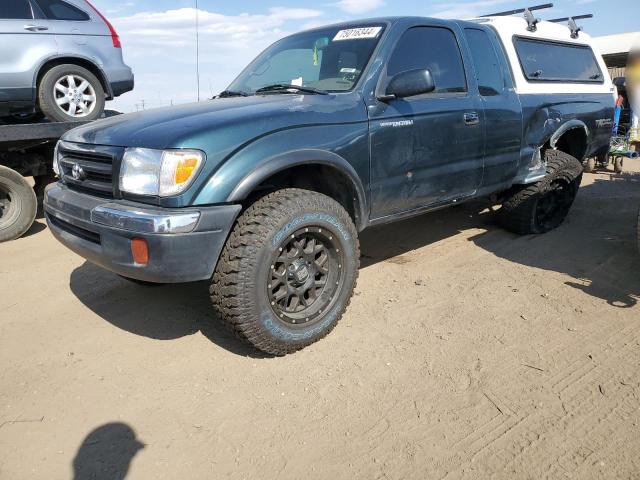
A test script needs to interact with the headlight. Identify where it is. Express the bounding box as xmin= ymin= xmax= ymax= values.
xmin=52 ymin=141 xmax=60 ymax=176
xmin=119 ymin=148 xmax=204 ymax=197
